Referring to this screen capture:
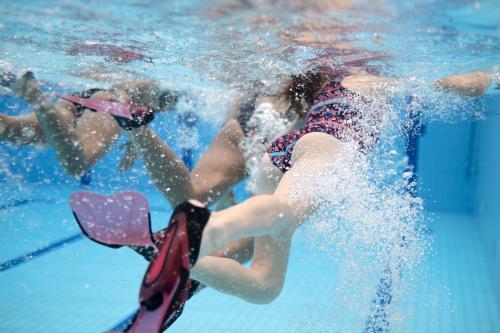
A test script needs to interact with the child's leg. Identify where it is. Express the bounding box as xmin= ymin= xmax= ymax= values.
xmin=188 ymin=133 xmax=341 ymax=303
xmin=190 ymin=119 xmax=247 ymax=205
xmin=198 ymin=133 xmax=342 ymax=259
xmin=0 ymin=112 xmax=46 ymax=144
xmin=192 ymin=236 xmax=291 ymax=304
xmin=10 ymin=72 xmax=120 ymax=175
